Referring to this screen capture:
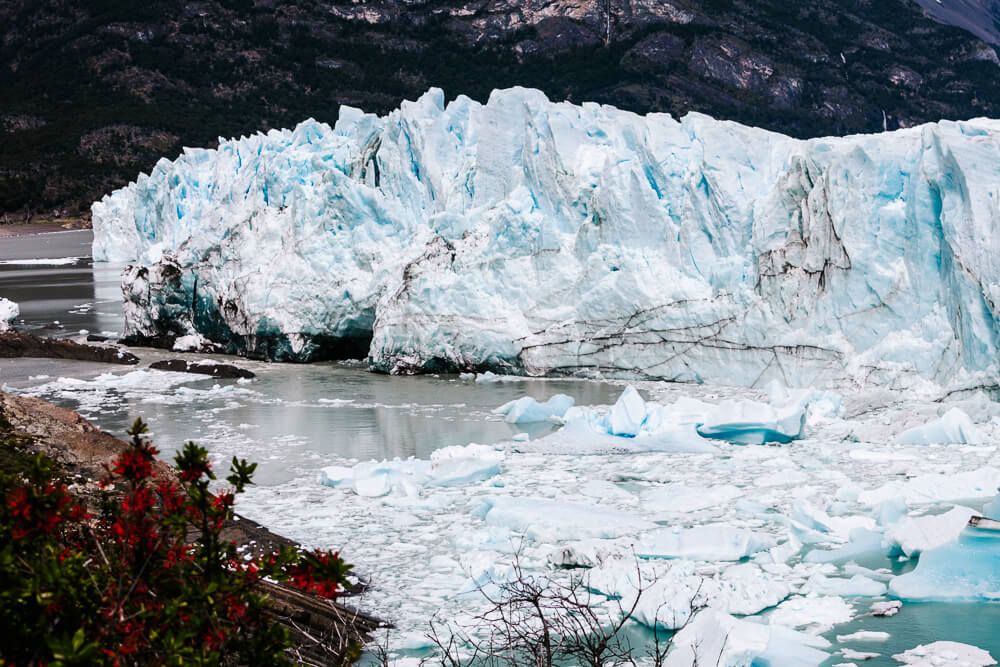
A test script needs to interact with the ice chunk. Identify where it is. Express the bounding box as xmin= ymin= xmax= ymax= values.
xmin=766 ymin=596 xmax=855 ymax=635
xmin=172 ymin=333 xmax=213 ymax=352
xmin=982 ymin=495 xmax=1000 ymax=519
xmin=696 ymin=397 xmax=807 ymax=444
xmin=480 ymin=497 xmax=656 ymax=542
xmin=664 ymin=609 xmax=829 ymax=667
xmin=883 ymin=506 xmax=977 ymax=557
xmin=838 ymin=631 xmax=890 ymax=642
xmin=859 ymin=469 xmax=1000 ymax=507
xmin=320 ymin=445 xmax=503 ymax=496
xmin=493 ymin=394 xmax=574 ymax=423
xmin=587 ymin=559 xmax=791 ymax=629
xmin=802 ymin=573 xmax=887 ymax=597
xmin=608 ymin=386 xmax=646 ymax=436
xmin=870 ymin=600 xmax=902 ymax=616
xmin=804 ymin=529 xmax=884 ymax=564
xmin=895 ymin=408 xmax=985 ymax=445
xmin=640 ymin=483 xmax=743 ymax=515
xmin=526 ymin=410 xmax=716 ymax=455
xmin=0 ymin=298 xmax=18 ymax=331
xmin=889 ymin=524 xmax=1000 ymax=601
xmin=633 ymin=525 xmax=776 ymax=561
xmin=892 ymin=641 xmax=996 ymax=666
